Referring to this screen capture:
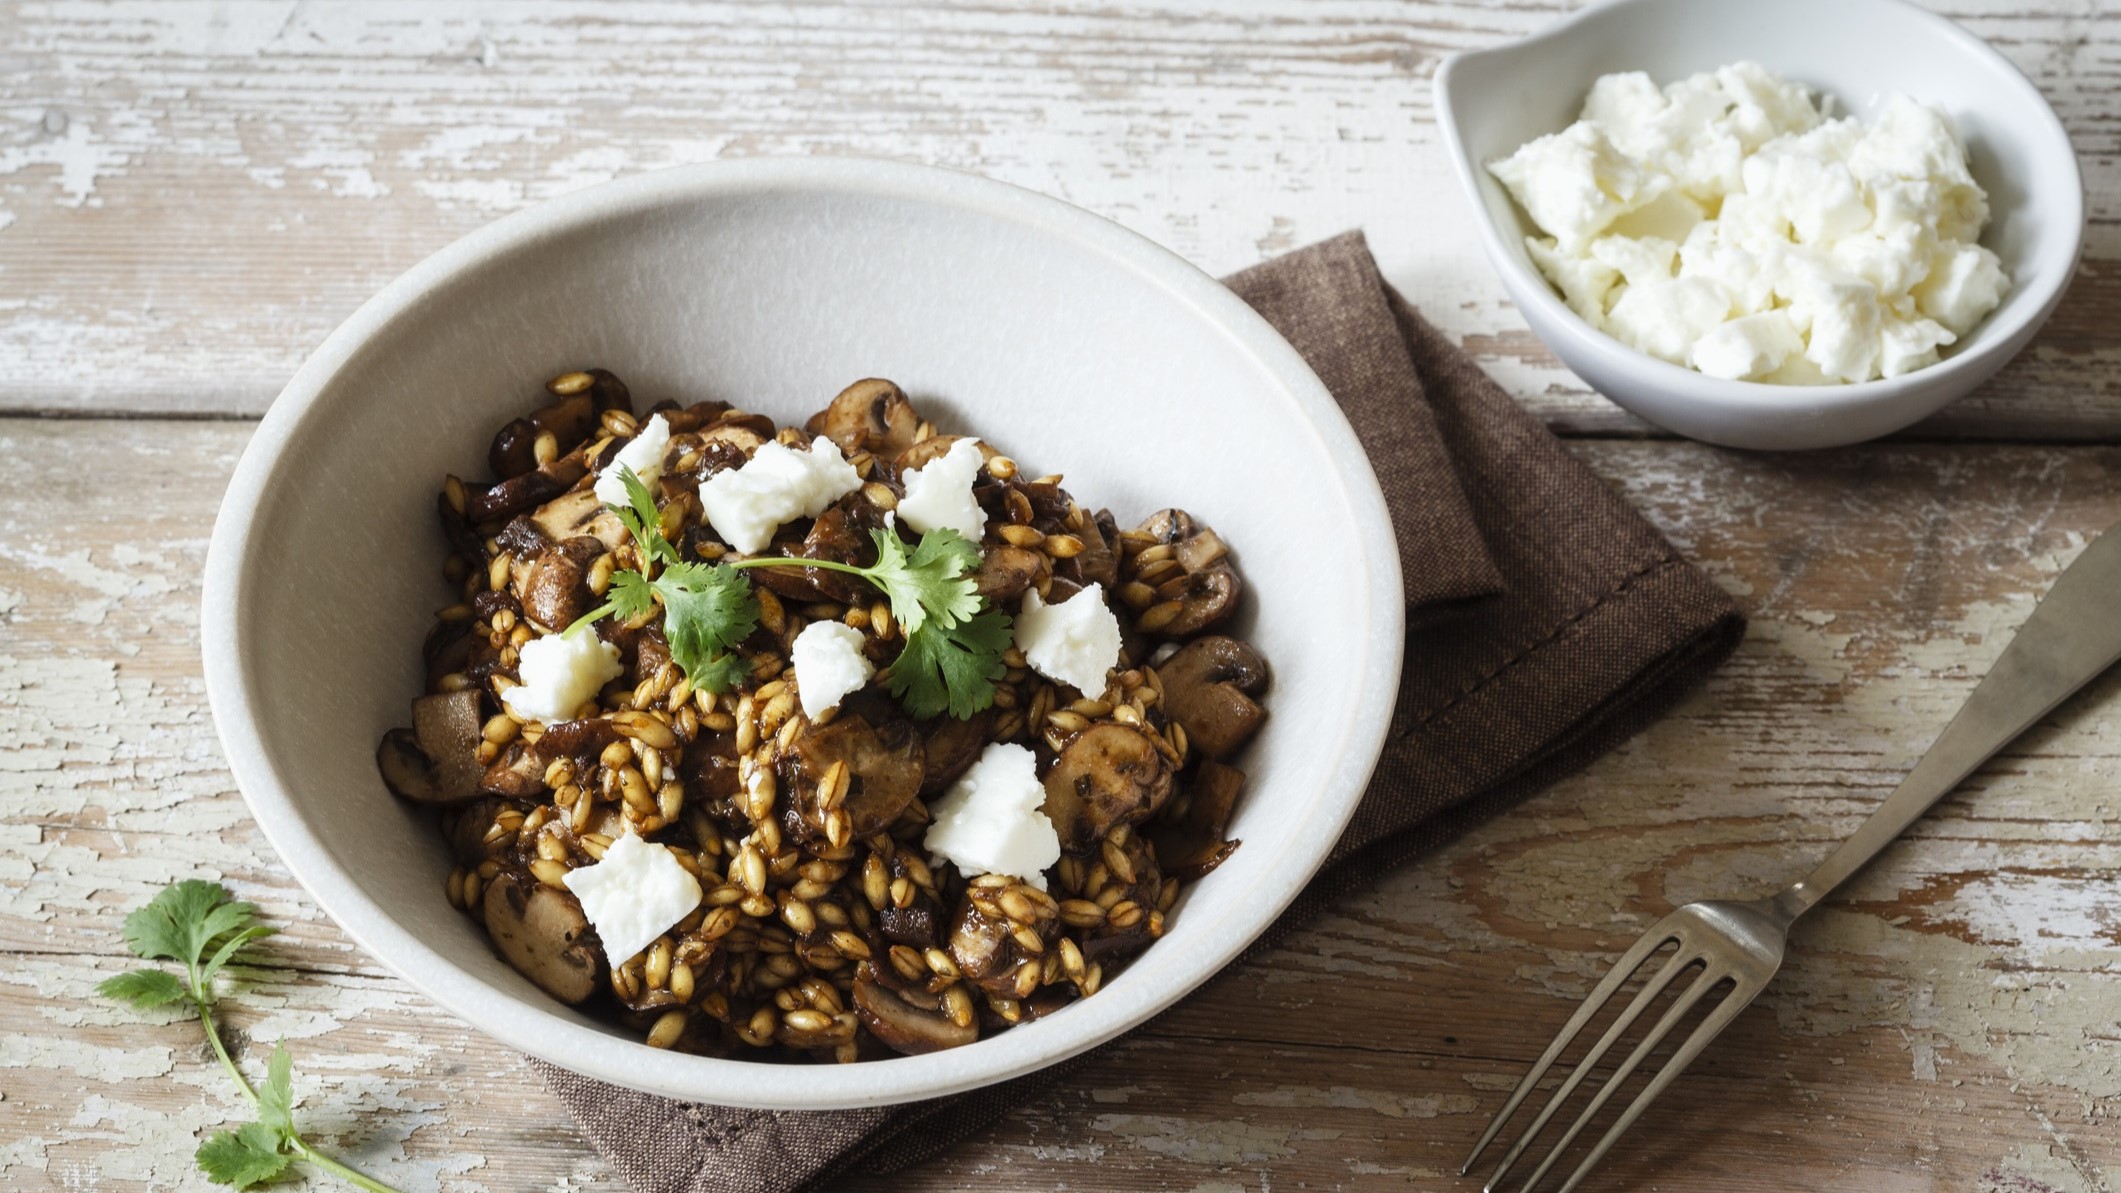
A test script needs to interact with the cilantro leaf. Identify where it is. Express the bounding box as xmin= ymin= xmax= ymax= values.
xmin=122 ymin=879 xmax=259 ymax=971
xmin=200 ymin=925 xmax=276 ymax=990
xmin=196 ymin=1121 xmax=291 ymax=1188
xmin=692 ymin=651 xmax=756 ymax=695
xmin=864 ymin=527 xmax=982 ymax=635
xmin=98 ymin=968 xmax=188 ymax=1010
xmin=256 ymin=1042 xmax=295 ymax=1135
xmin=604 ymin=568 xmax=660 ymax=625
xmin=886 ymin=606 xmax=1014 ymax=719
xmin=652 ymin=562 xmax=758 ymax=691
xmin=610 ymin=464 xmax=678 ymax=565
